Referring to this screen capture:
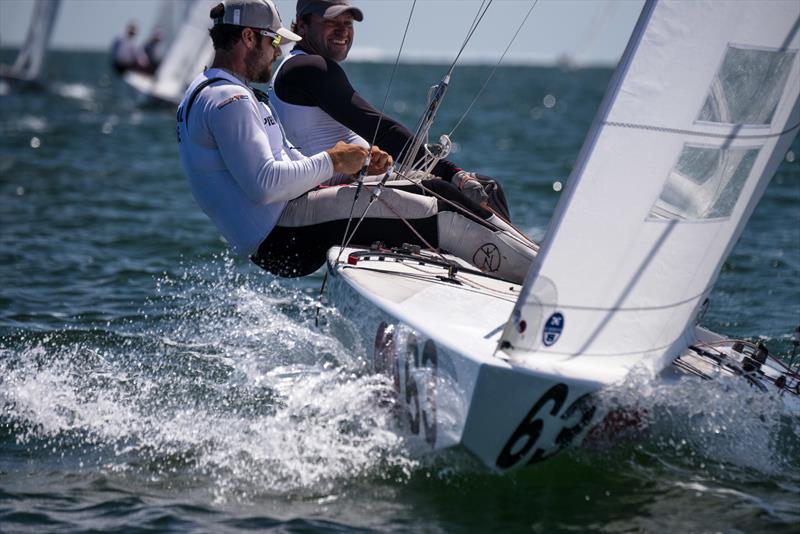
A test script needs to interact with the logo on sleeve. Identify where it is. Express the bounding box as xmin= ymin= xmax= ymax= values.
xmin=217 ymin=94 xmax=249 ymax=110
